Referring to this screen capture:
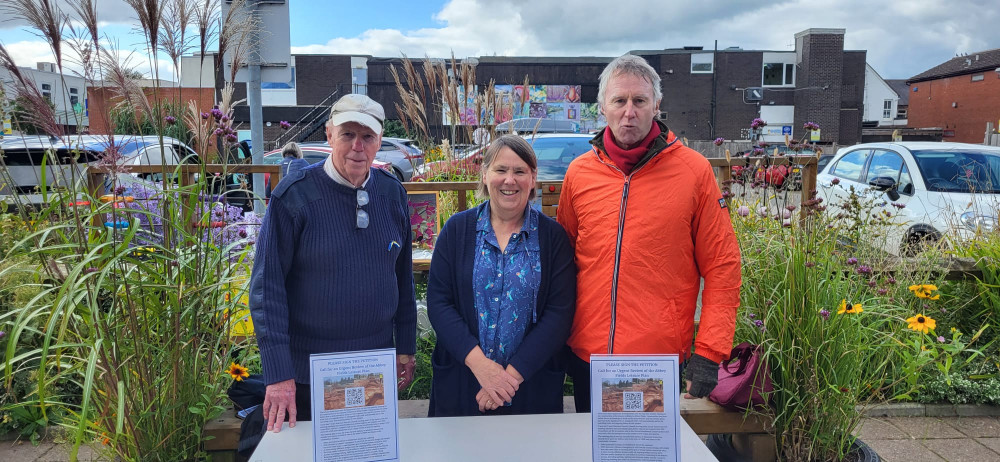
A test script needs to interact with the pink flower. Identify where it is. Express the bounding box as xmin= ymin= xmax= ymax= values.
xmin=713 ymin=137 xmax=725 ymax=146
xmin=280 ymin=120 xmax=292 ymax=130
xmin=737 ymin=206 xmax=750 ymax=217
